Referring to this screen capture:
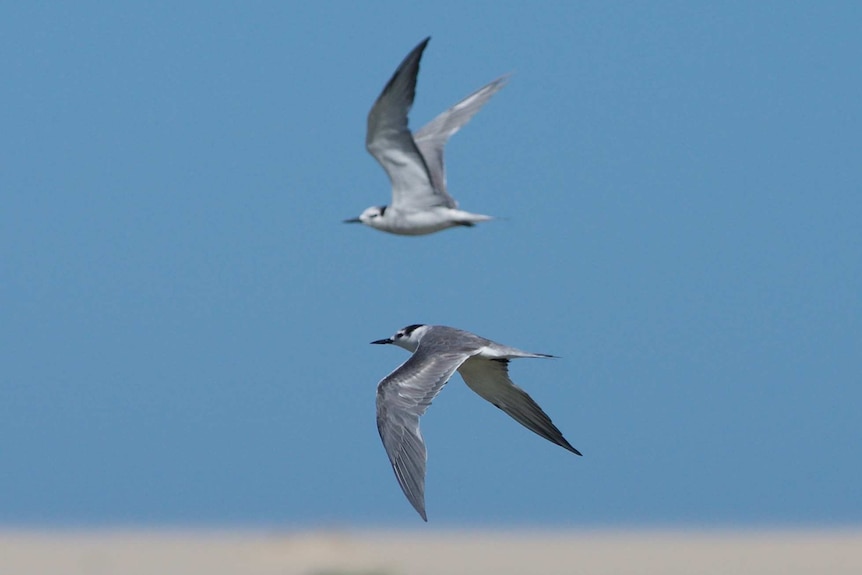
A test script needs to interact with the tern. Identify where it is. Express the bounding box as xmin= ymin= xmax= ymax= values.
xmin=372 ymin=324 xmax=581 ymax=520
xmin=345 ymin=37 xmax=507 ymax=235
